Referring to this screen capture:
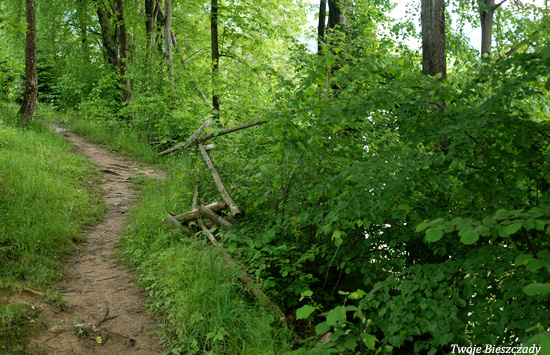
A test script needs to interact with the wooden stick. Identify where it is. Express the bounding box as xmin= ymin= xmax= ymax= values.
xmin=197 ymin=220 xmax=286 ymax=325
xmin=205 ymin=214 xmax=235 ymax=229
xmin=158 ymin=119 xmax=213 ymax=156
xmin=198 ymin=144 xmax=243 ymax=219
xmin=200 ymin=120 xmax=266 ymax=143
xmin=22 ymin=287 xmax=44 ymax=297
xmin=175 ymin=201 xmax=227 ymax=222
xmin=203 ymin=143 xmax=215 ymax=151
xmin=166 ymin=214 xmax=182 ymax=228
xmin=199 ymin=205 xmax=232 ymax=230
